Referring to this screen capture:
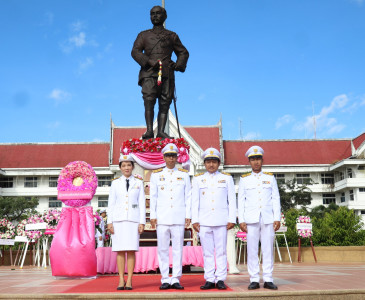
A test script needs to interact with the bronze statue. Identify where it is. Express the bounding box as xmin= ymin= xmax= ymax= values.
xmin=131 ymin=6 xmax=189 ymax=139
